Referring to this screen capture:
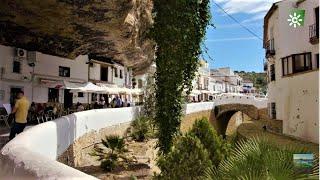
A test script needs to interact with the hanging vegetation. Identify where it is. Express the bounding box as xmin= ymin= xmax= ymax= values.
xmin=151 ymin=0 xmax=211 ymax=153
